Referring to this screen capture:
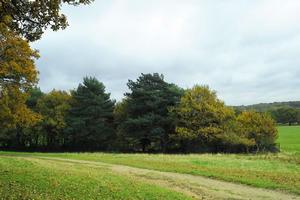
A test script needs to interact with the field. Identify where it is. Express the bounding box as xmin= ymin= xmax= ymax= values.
xmin=278 ymin=126 xmax=300 ymax=152
xmin=0 ymin=126 xmax=299 ymax=199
